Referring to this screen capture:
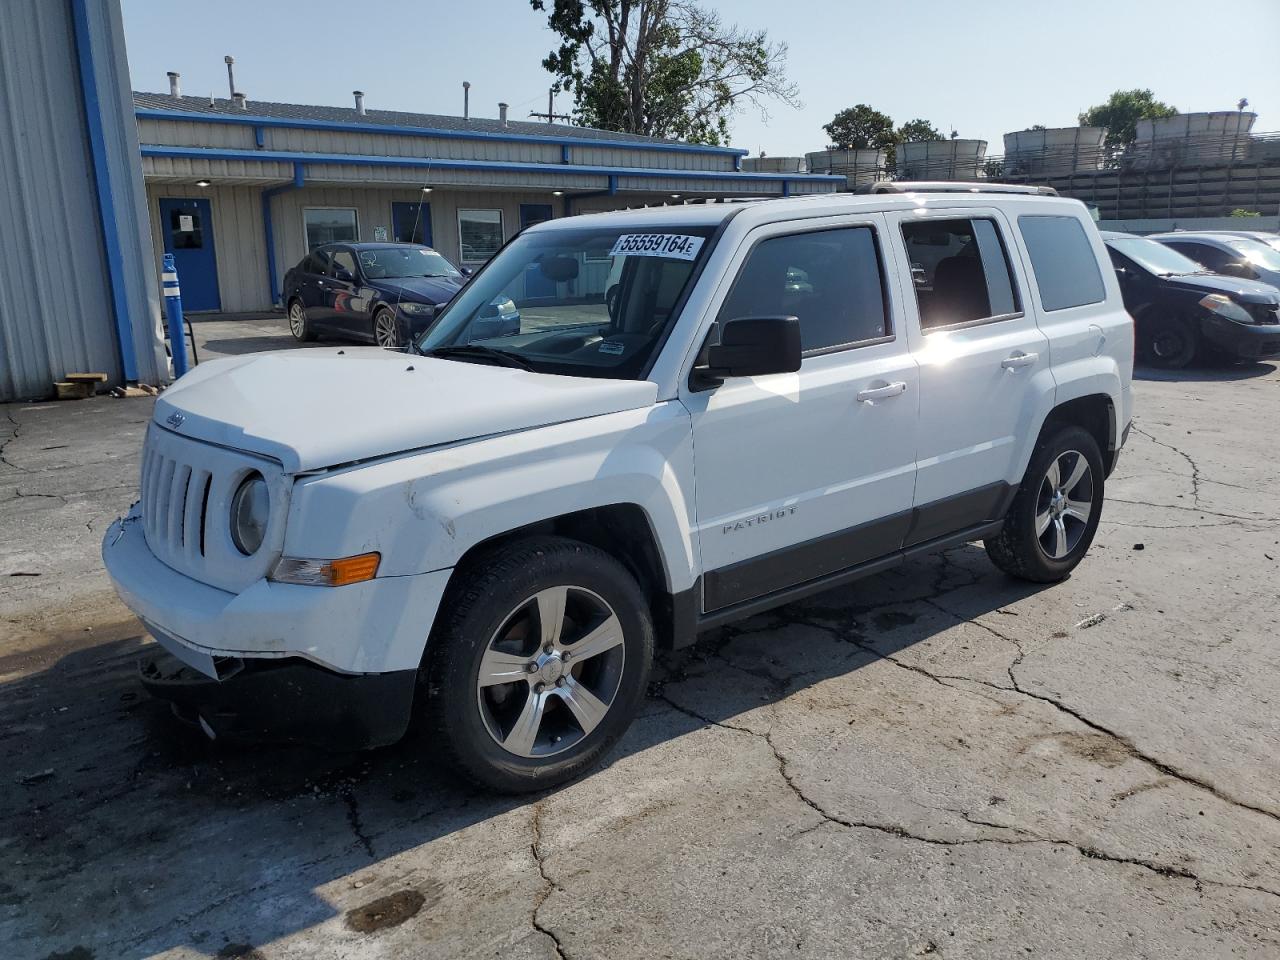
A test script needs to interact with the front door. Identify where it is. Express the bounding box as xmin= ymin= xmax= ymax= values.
xmin=888 ymin=208 xmax=1050 ymax=543
xmin=159 ymin=198 xmax=221 ymax=312
xmin=392 ymin=202 xmax=433 ymax=246
xmin=684 ymin=216 xmax=920 ymax=612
